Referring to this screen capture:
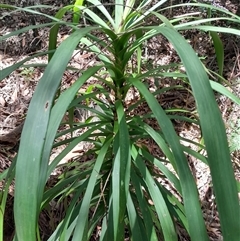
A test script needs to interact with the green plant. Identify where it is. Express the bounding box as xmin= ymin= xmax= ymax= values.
xmin=228 ymin=118 xmax=240 ymax=153
xmin=229 ymin=125 xmax=240 ymax=153
xmin=1 ymin=1 xmax=240 ymax=241
xmin=19 ymin=66 xmax=35 ymax=79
